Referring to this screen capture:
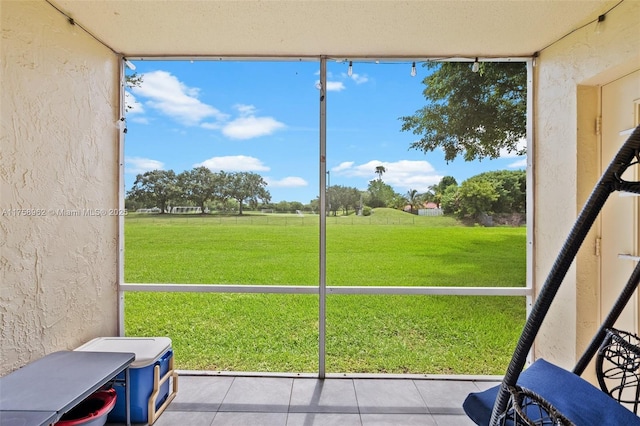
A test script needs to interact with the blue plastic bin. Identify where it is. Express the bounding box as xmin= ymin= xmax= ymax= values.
xmin=75 ymin=337 xmax=178 ymax=425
